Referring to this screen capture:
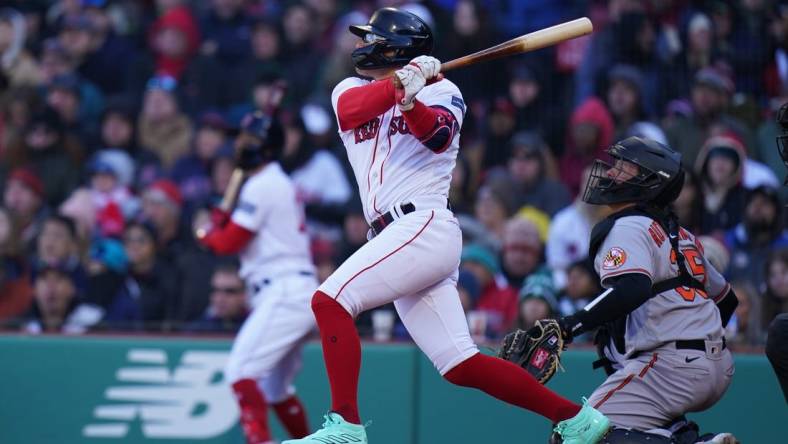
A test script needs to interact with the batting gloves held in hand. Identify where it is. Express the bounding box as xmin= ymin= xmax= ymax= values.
xmin=394 ymin=56 xmax=441 ymax=111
